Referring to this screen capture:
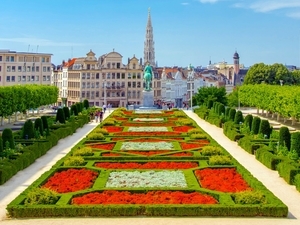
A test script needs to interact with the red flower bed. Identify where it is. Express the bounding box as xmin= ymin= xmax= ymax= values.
xmin=123 ymin=111 xmax=133 ymax=115
xmin=195 ymin=168 xmax=251 ymax=193
xmin=102 ymin=152 xmax=122 ymax=156
xmin=125 ymin=150 xmax=171 ymax=156
xmin=90 ymin=143 xmax=115 ymax=150
xmin=94 ymin=161 xmax=198 ymax=169
xmin=115 ymin=132 xmax=180 ymax=136
xmin=72 ymin=190 xmax=218 ymax=205
xmin=170 ymin=152 xmax=193 ymax=157
xmin=112 ymin=117 xmax=128 ymax=121
xmin=173 ymin=126 xmax=195 ymax=132
xmin=42 ymin=169 xmax=98 ymax=193
xmin=180 ymin=142 xmax=204 ymax=150
xmin=194 ymin=139 xmax=210 ymax=144
xmin=104 ymin=126 xmax=123 ymax=132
